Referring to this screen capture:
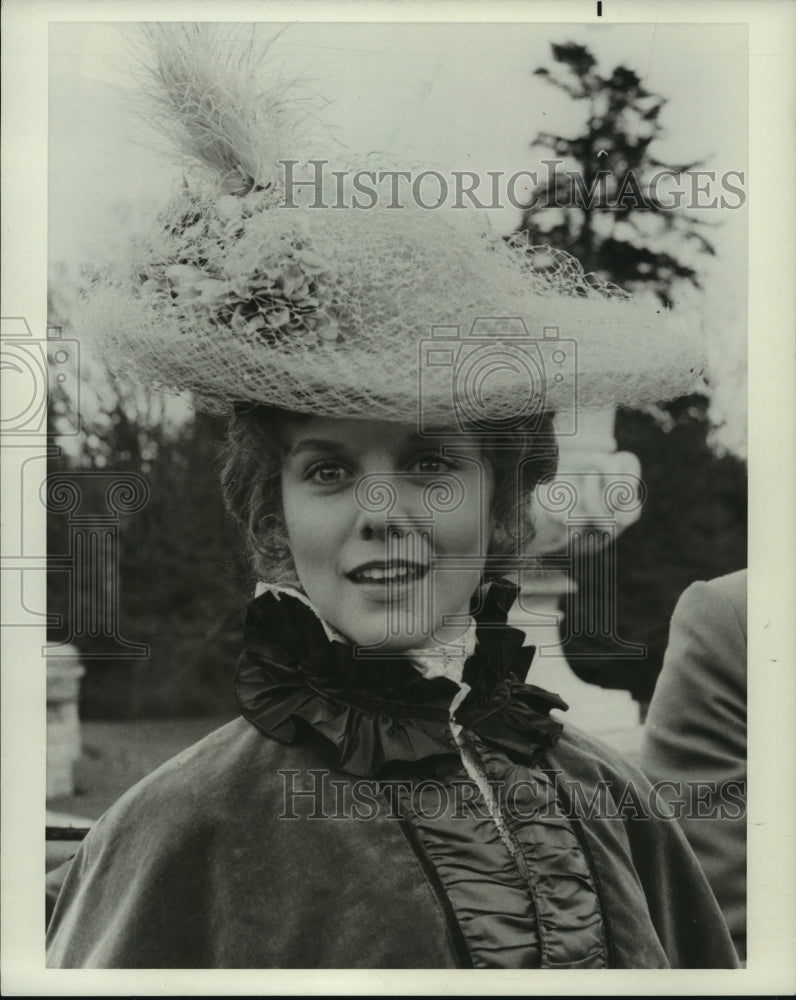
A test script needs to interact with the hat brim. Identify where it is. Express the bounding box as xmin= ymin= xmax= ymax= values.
xmin=80 ymin=206 xmax=704 ymax=421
